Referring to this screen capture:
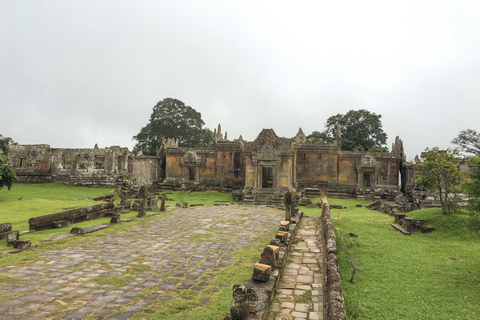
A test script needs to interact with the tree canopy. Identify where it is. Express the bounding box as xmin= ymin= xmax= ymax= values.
xmin=0 ymin=135 xmax=17 ymax=190
xmin=463 ymin=156 xmax=480 ymax=230
xmin=133 ymin=98 xmax=214 ymax=156
xmin=451 ymin=129 xmax=480 ymax=156
xmin=307 ymin=109 xmax=388 ymax=151
xmin=416 ymin=147 xmax=461 ymax=214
